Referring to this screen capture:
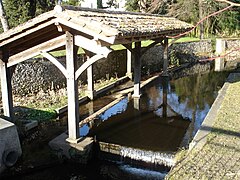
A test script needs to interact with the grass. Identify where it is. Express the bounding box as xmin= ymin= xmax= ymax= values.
xmin=35 ymin=37 xmax=200 ymax=58
xmin=12 ymin=77 xmax=119 ymax=122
